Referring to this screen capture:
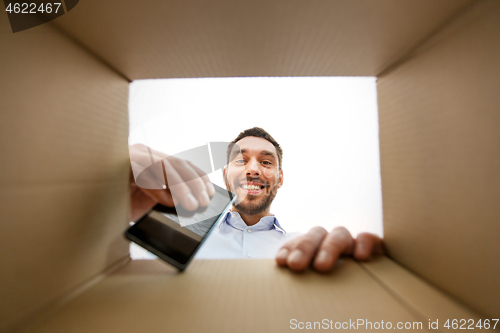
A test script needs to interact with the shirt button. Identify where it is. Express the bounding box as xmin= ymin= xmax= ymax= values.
xmin=231 ymin=213 xmax=235 ymax=218
xmin=247 ymin=229 xmax=252 ymax=234
xmin=247 ymin=252 xmax=252 ymax=258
